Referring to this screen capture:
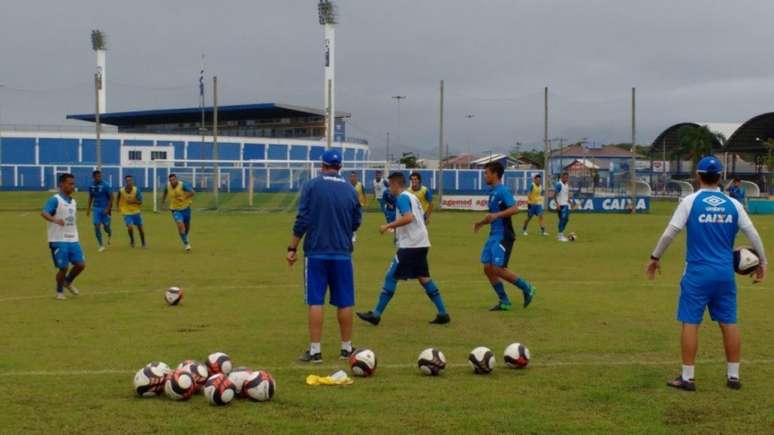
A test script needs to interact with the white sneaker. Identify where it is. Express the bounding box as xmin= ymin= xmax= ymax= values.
xmin=98 ymin=246 xmax=106 ymax=252
xmin=558 ymin=235 xmax=569 ymax=242
xmin=522 ymin=231 xmax=528 ymax=236
xmin=185 ymin=244 xmax=192 ymax=252
xmin=542 ymin=231 xmax=549 ymax=236
xmin=56 ymin=293 xmax=67 ymax=300
xmin=352 ymin=234 xmax=357 ymax=242
xmin=64 ymin=283 xmax=80 ymax=296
